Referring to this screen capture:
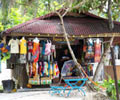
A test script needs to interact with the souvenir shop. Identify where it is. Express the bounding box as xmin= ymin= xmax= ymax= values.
xmin=6 ymin=36 xmax=59 ymax=88
xmin=5 ymin=36 xmax=103 ymax=88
